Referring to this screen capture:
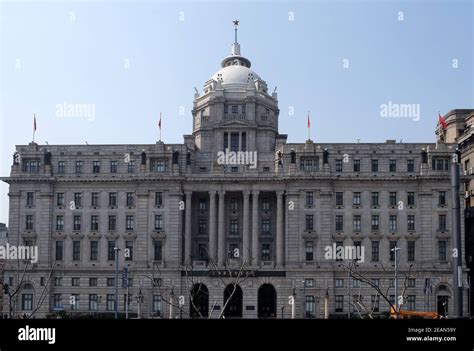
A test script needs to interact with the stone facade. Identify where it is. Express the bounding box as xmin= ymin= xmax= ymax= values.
xmin=0 ymin=37 xmax=470 ymax=319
